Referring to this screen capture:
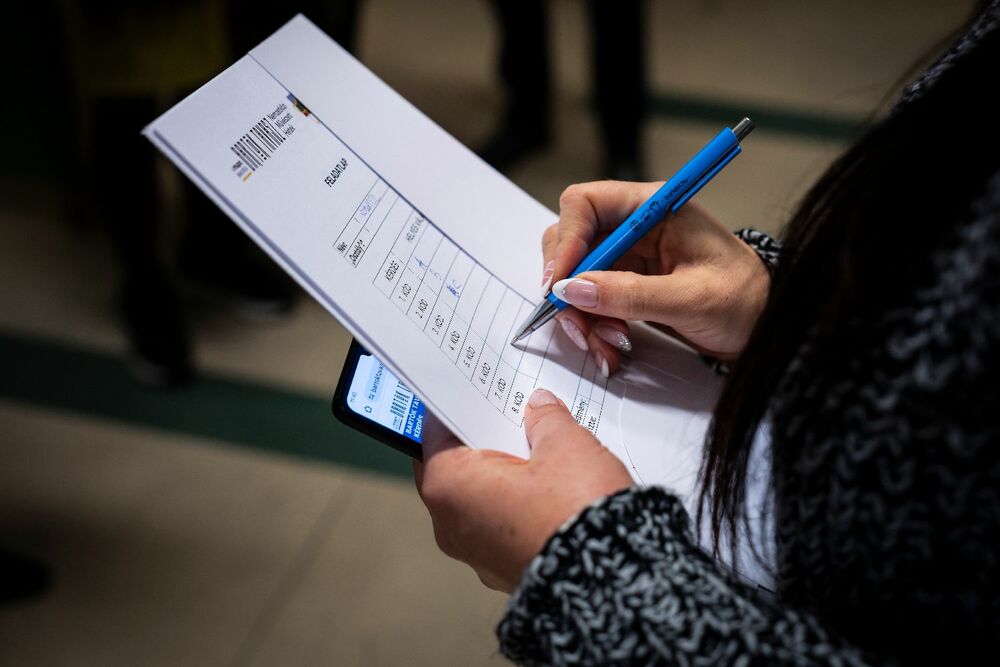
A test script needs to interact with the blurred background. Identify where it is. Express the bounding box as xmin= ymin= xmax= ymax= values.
xmin=0 ymin=0 xmax=977 ymax=664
